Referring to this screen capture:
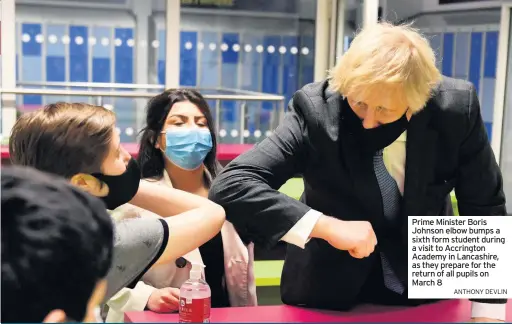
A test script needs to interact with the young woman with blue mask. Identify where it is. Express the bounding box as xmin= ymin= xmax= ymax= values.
xmin=105 ymin=89 xmax=257 ymax=322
